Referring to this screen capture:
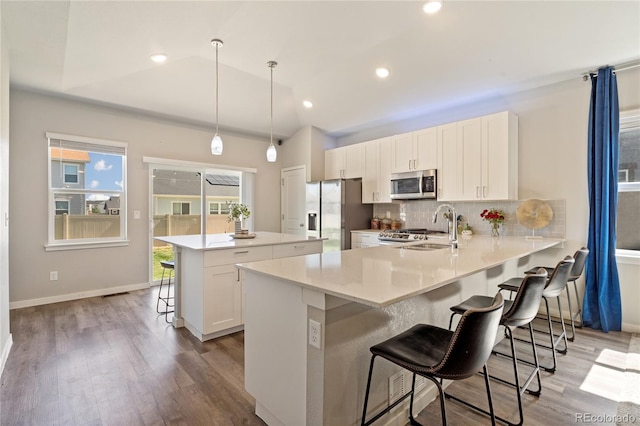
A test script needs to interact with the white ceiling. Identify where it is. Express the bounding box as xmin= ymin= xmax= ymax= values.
xmin=2 ymin=1 xmax=639 ymax=140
